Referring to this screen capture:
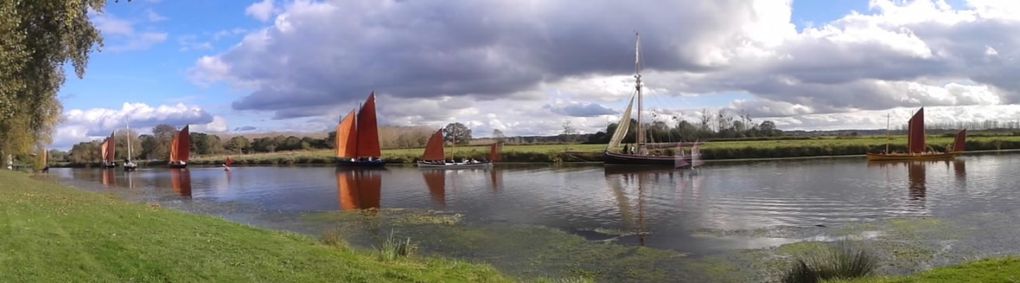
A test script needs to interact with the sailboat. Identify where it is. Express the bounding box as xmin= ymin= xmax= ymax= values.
xmin=101 ymin=132 xmax=117 ymax=168
xmin=866 ymin=108 xmax=966 ymax=161
xmin=335 ymin=92 xmax=385 ymax=167
xmin=604 ymin=33 xmax=701 ymax=166
xmin=168 ymin=125 xmax=191 ymax=168
xmin=123 ymin=121 xmax=137 ymax=171
xmin=417 ymin=128 xmax=500 ymax=169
